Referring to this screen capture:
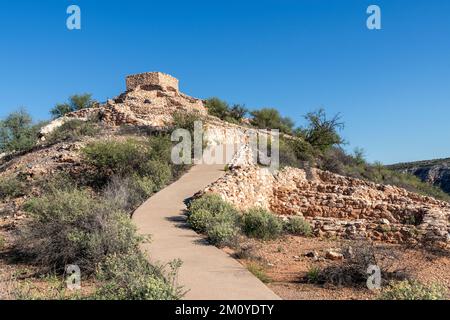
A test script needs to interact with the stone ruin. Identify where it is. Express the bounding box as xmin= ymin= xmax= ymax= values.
xmin=126 ymin=72 xmax=180 ymax=92
xmin=39 ymin=72 xmax=206 ymax=134
xmin=202 ymin=160 xmax=450 ymax=246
